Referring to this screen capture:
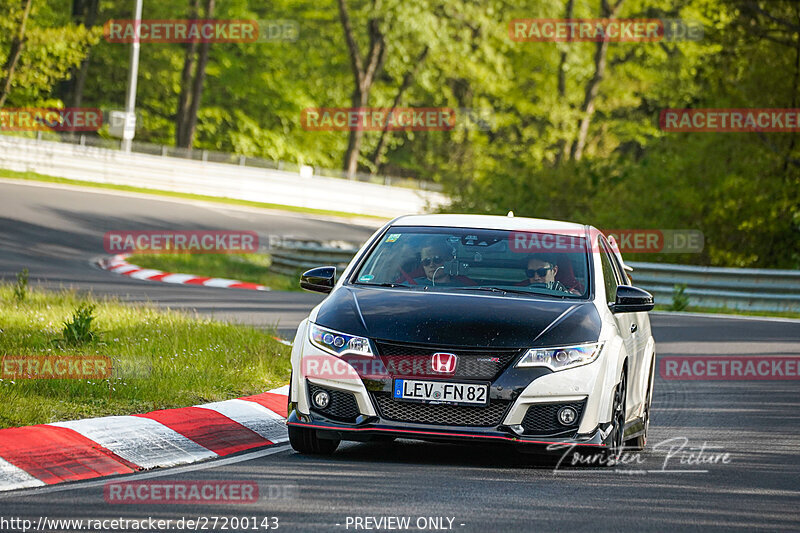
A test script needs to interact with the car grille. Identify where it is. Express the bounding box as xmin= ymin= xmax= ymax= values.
xmin=520 ymin=400 xmax=586 ymax=436
xmin=308 ymin=383 xmax=360 ymax=422
xmin=374 ymin=341 xmax=522 ymax=380
xmin=370 ymin=392 xmax=511 ymax=427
